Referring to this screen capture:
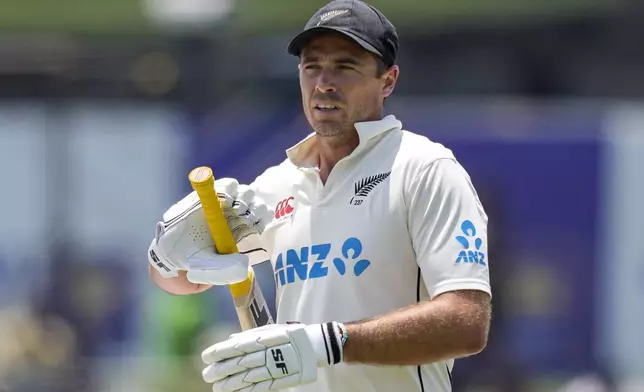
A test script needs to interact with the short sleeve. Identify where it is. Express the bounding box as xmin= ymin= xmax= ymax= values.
xmin=249 ymin=162 xmax=286 ymax=210
xmin=406 ymin=158 xmax=491 ymax=299
xmin=235 ymin=163 xmax=285 ymax=264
